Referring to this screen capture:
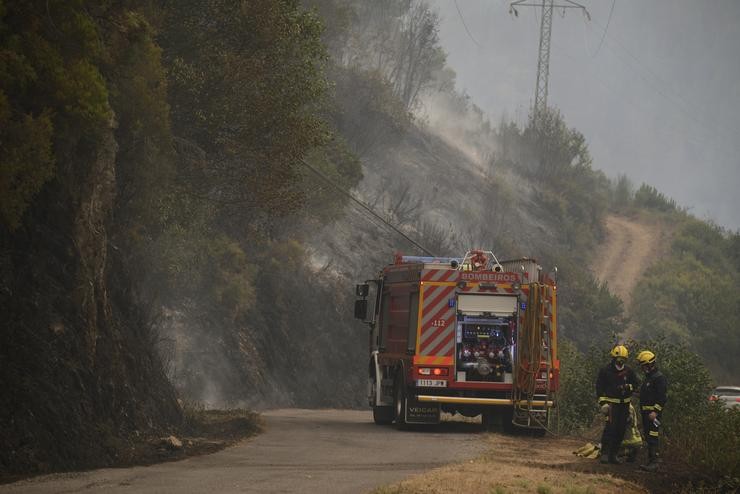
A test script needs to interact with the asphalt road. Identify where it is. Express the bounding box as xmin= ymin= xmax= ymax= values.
xmin=1 ymin=409 xmax=488 ymax=494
